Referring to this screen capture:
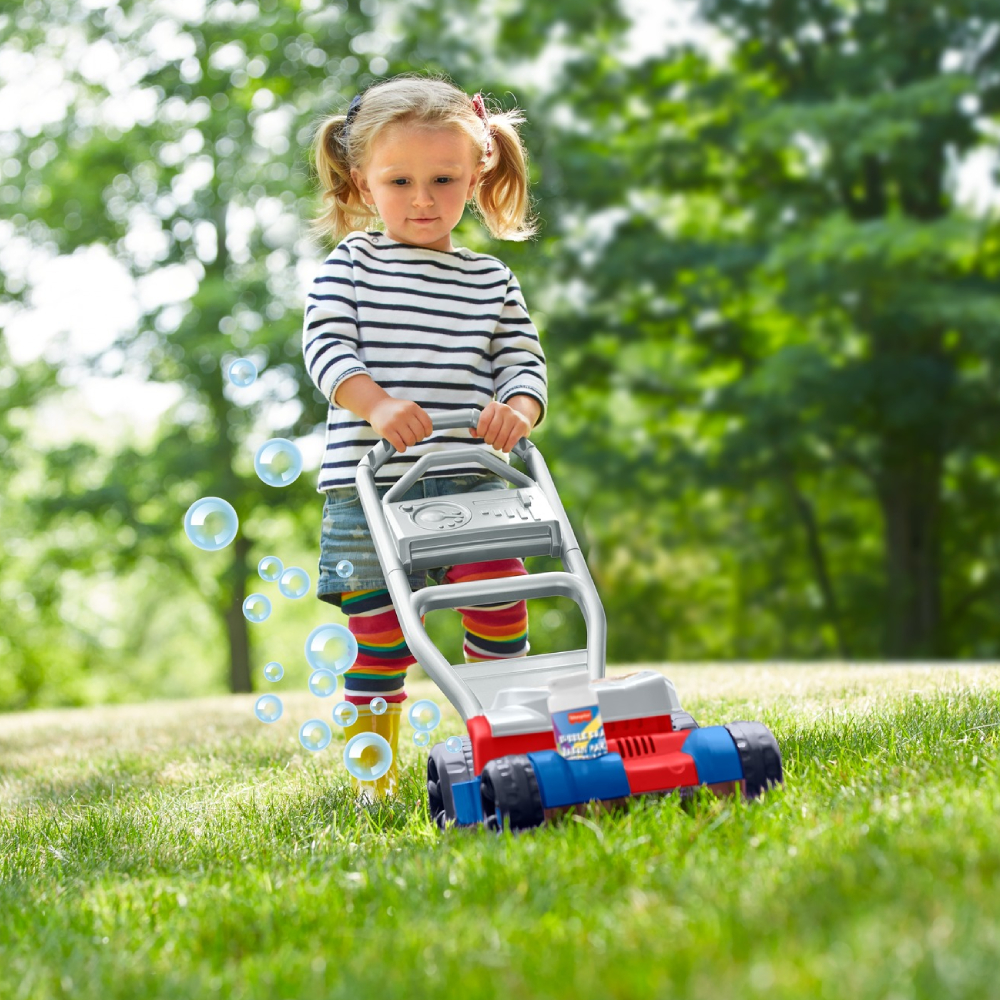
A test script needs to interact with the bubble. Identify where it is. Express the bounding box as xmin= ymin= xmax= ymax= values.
xmin=278 ymin=566 xmax=310 ymax=599
xmin=263 ymin=661 xmax=283 ymax=682
xmin=413 ymin=731 xmax=431 ymax=747
xmin=308 ymin=668 xmax=338 ymax=698
xmin=254 ymin=438 xmax=303 ymax=487
xmin=299 ymin=719 xmax=332 ymax=752
xmin=332 ymin=701 xmax=359 ymax=727
xmin=184 ymin=497 xmax=238 ymax=551
xmin=304 ymin=623 xmax=358 ymax=675
xmin=243 ymin=593 xmax=271 ymax=623
xmin=343 ymin=732 xmax=393 ymax=782
xmin=228 ymin=357 xmax=258 ymax=387
xmin=254 ymin=694 xmax=282 ymax=723
xmin=370 ymin=696 xmax=387 ymax=716
xmin=446 ymin=736 xmax=464 ymax=753
xmin=336 ymin=559 xmax=354 ymax=579
xmin=408 ymin=699 xmax=441 ymax=732
xmin=258 ymin=555 xmax=283 ymax=582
